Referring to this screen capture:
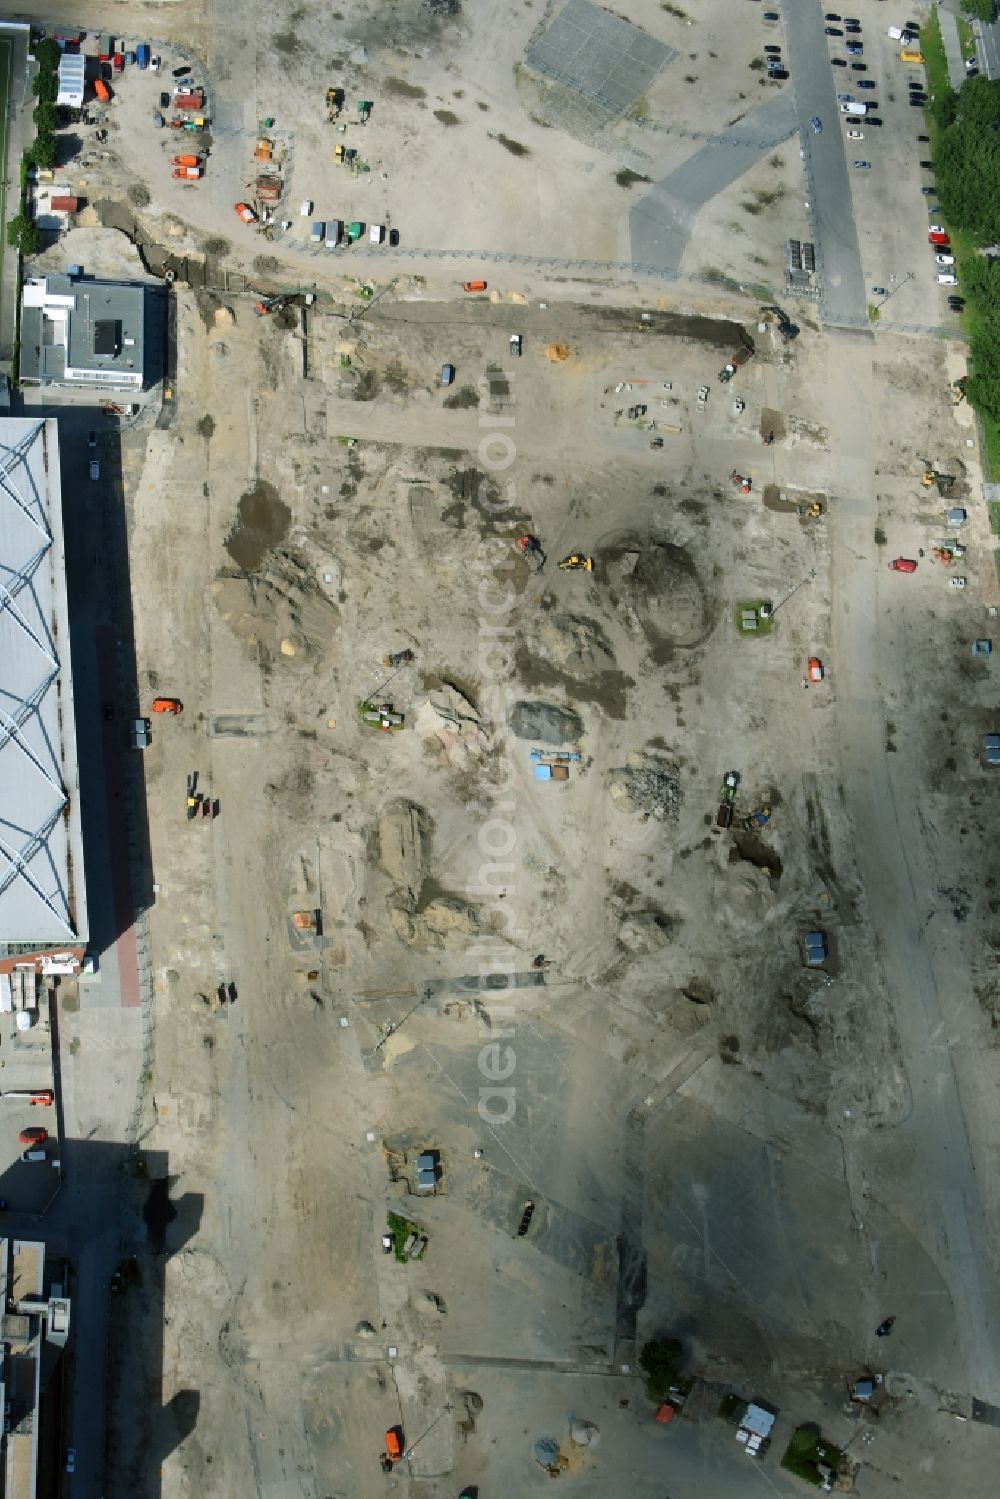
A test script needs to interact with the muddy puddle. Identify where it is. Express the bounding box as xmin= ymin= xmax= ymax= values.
xmin=225 ymin=480 xmax=291 ymax=571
